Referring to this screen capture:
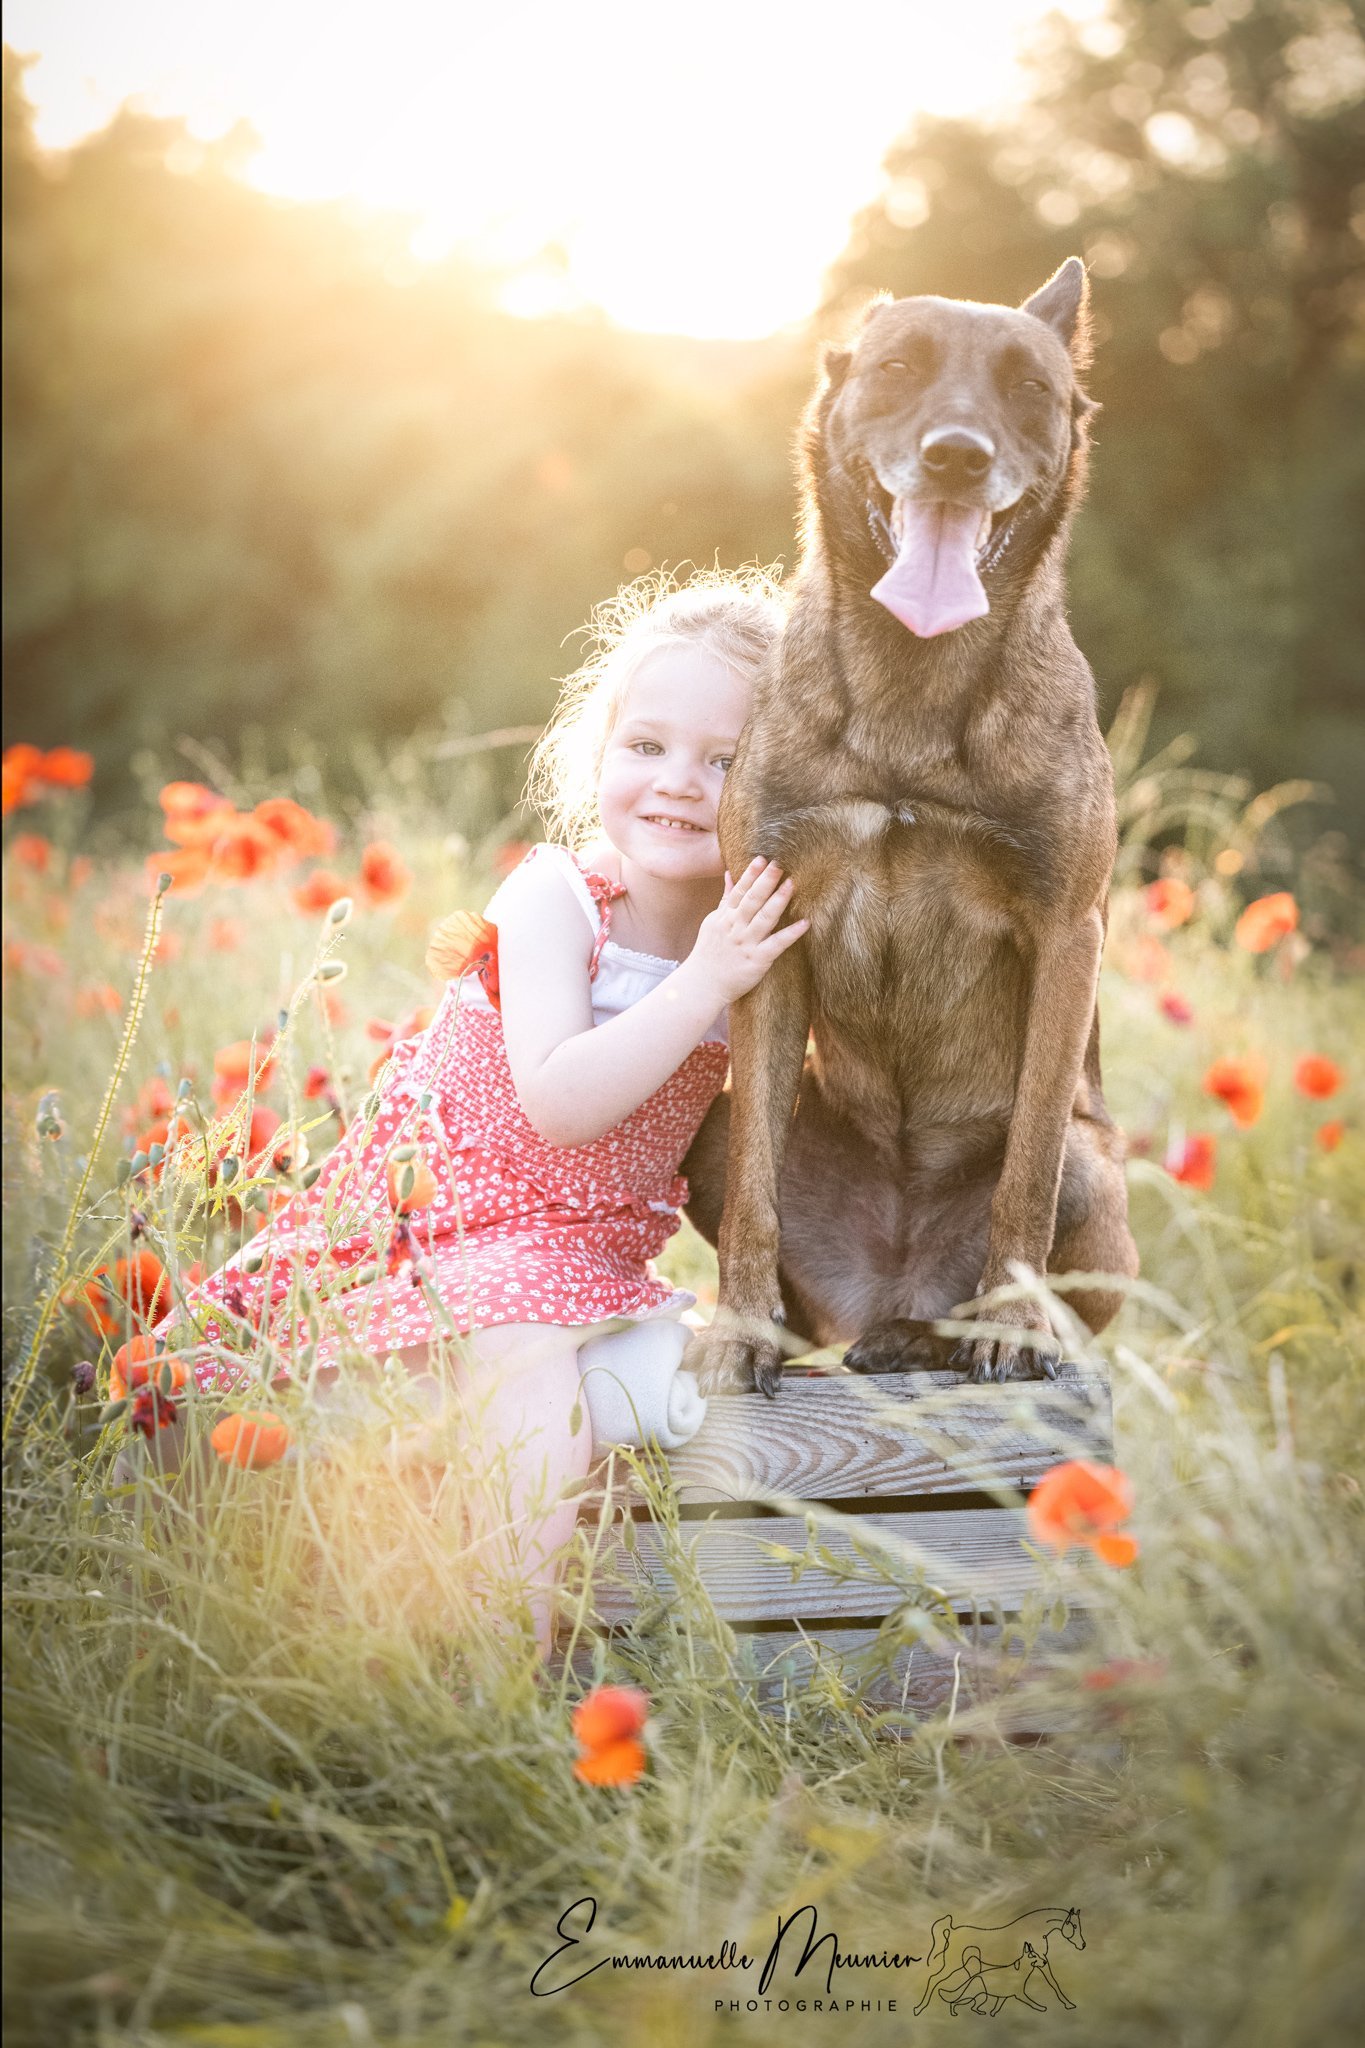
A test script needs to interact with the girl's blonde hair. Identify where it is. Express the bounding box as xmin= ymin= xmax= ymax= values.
xmin=526 ymin=564 xmax=786 ymax=853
